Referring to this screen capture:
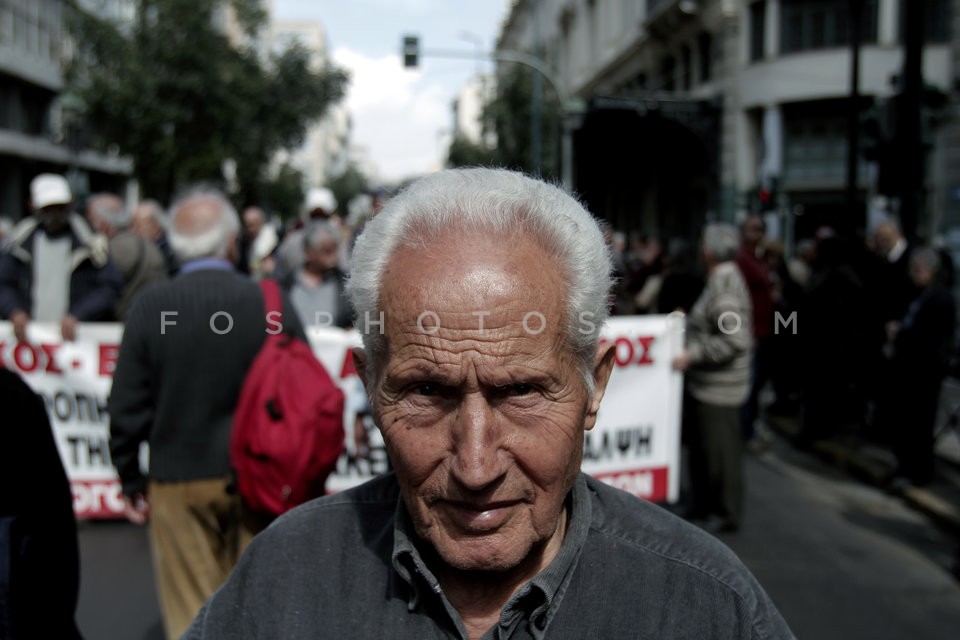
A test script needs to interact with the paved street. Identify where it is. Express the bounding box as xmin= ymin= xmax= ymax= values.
xmin=720 ymin=437 xmax=960 ymax=639
xmin=75 ymin=435 xmax=960 ymax=639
